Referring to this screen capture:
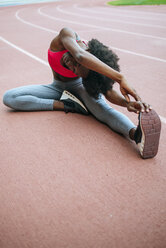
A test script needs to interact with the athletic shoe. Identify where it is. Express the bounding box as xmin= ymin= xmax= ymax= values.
xmin=60 ymin=90 xmax=89 ymax=115
xmin=134 ymin=109 xmax=161 ymax=159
